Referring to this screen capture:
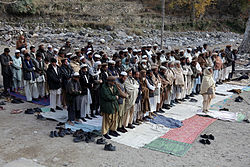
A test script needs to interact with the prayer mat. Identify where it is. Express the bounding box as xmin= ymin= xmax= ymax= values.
xmin=161 ymin=115 xmax=216 ymax=144
xmin=144 ymin=138 xmax=192 ymax=157
xmin=149 ymin=115 xmax=183 ymax=128
xmin=10 ymin=92 xmax=50 ymax=106
xmin=65 ymin=121 xmax=102 ymax=132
